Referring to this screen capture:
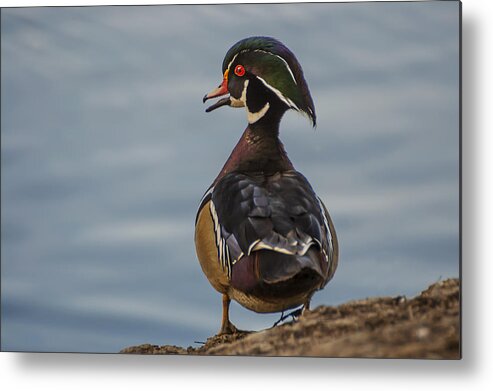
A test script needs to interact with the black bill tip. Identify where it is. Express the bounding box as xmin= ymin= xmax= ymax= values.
xmin=205 ymin=97 xmax=231 ymax=113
